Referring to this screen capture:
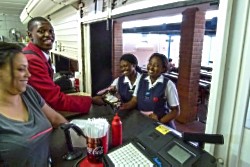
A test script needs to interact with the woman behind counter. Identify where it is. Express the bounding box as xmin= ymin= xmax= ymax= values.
xmin=95 ymin=53 xmax=142 ymax=105
xmin=110 ymin=53 xmax=142 ymax=103
xmin=0 ymin=42 xmax=67 ymax=167
xmin=120 ymin=53 xmax=180 ymax=129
